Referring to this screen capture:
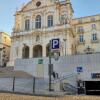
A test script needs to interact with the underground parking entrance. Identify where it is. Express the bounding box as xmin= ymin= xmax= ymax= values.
xmin=85 ymin=81 xmax=100 ymax=95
